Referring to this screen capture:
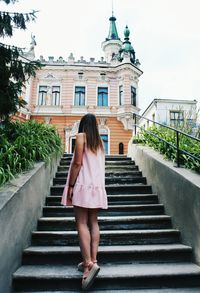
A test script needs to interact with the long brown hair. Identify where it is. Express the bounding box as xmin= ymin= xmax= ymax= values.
xmin=78 ymin=113 xmax=104 ymax=153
